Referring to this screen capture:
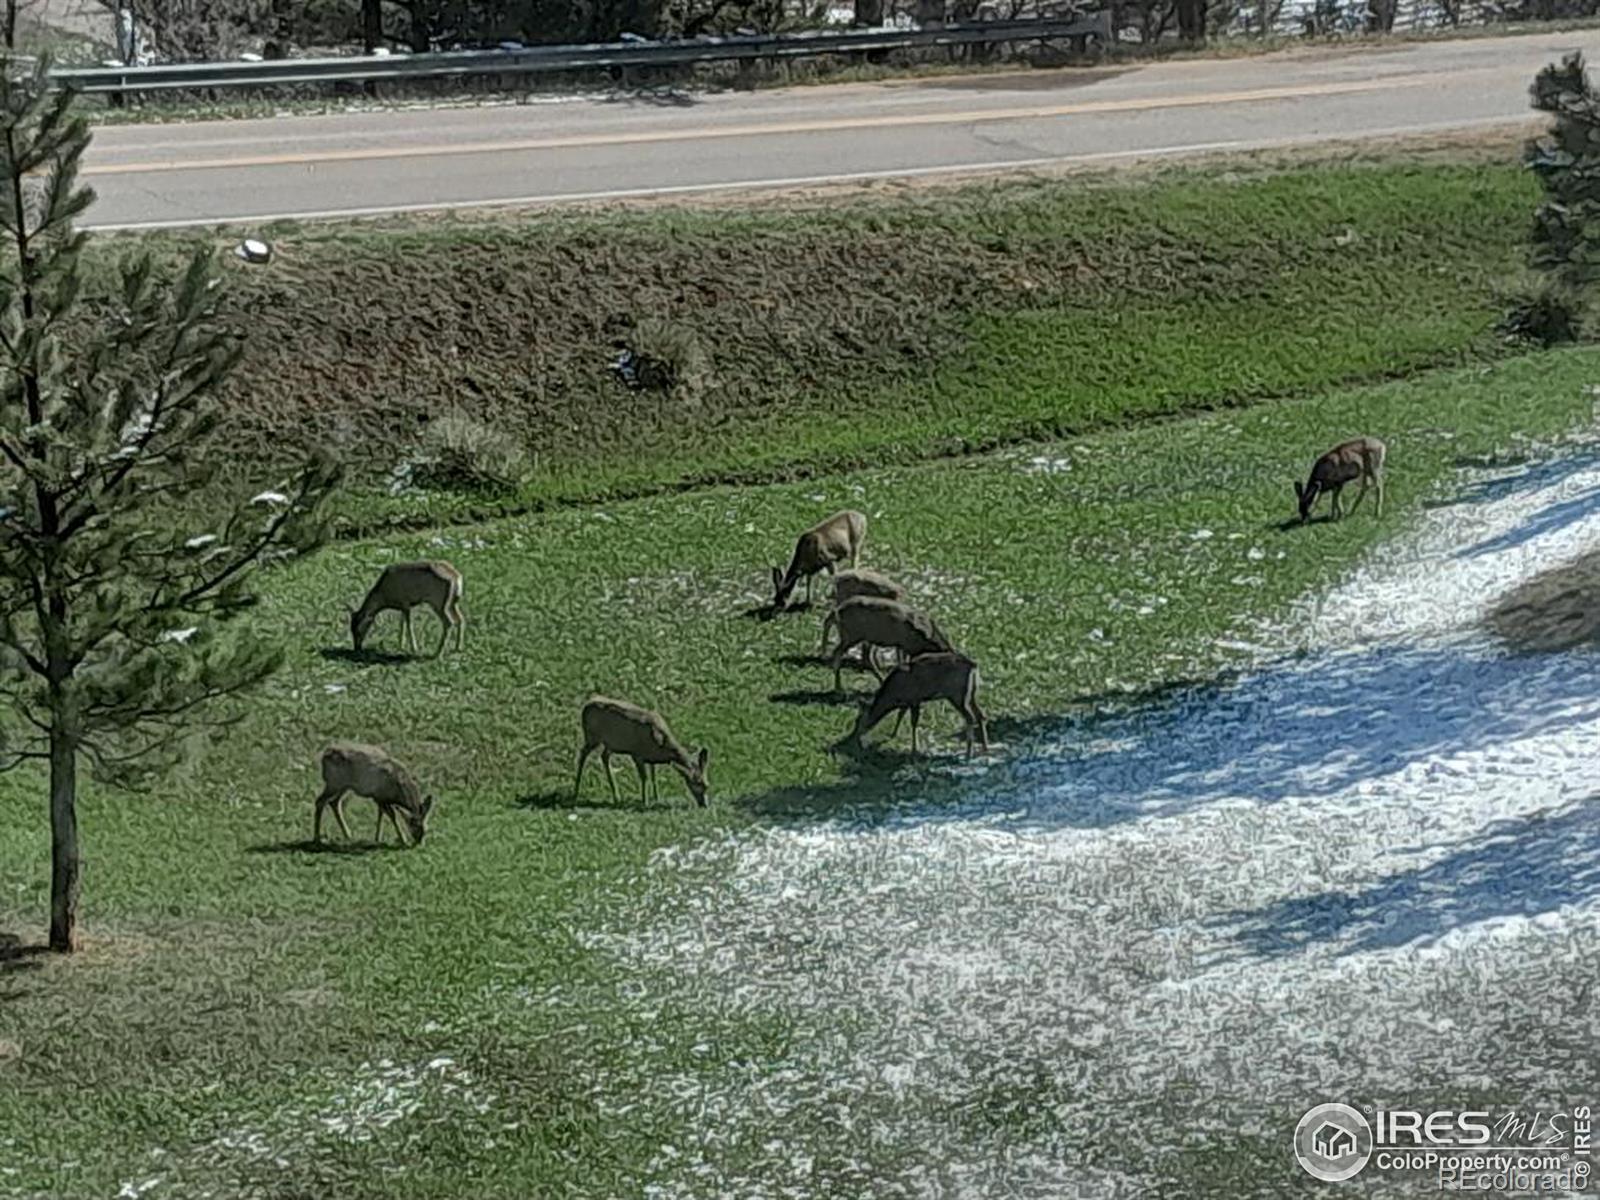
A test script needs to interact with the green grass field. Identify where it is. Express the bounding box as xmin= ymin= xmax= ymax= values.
xmin=1 ymin=341 xmax=1594 ymax=1199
